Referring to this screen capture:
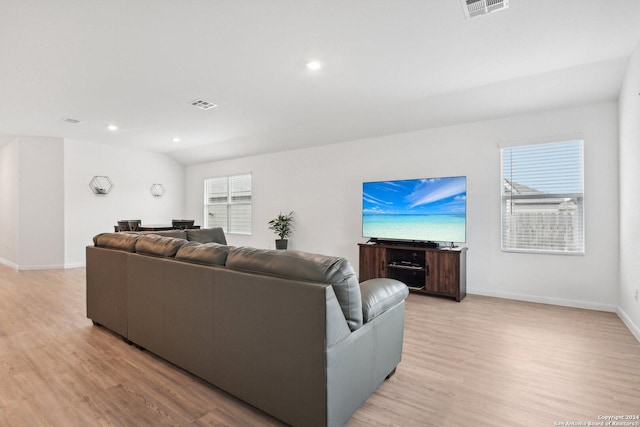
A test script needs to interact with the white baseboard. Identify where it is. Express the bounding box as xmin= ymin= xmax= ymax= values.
xmin=18 ymin=264 xmax=67 ymax=271
xmin=0 ymin=257 xmax=18 ymax=269
xmin=467 ymin=287 xmax=617 ymax=312
xmin=0 ymin=259 xmax=83 ymax=270
xmin=616 ymin=306 xmax=640 ymax=342
xmin=64 ymin=262 xmax=86 ymax=269
xmin=0 ymin=257 xmax=71 ymax=270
